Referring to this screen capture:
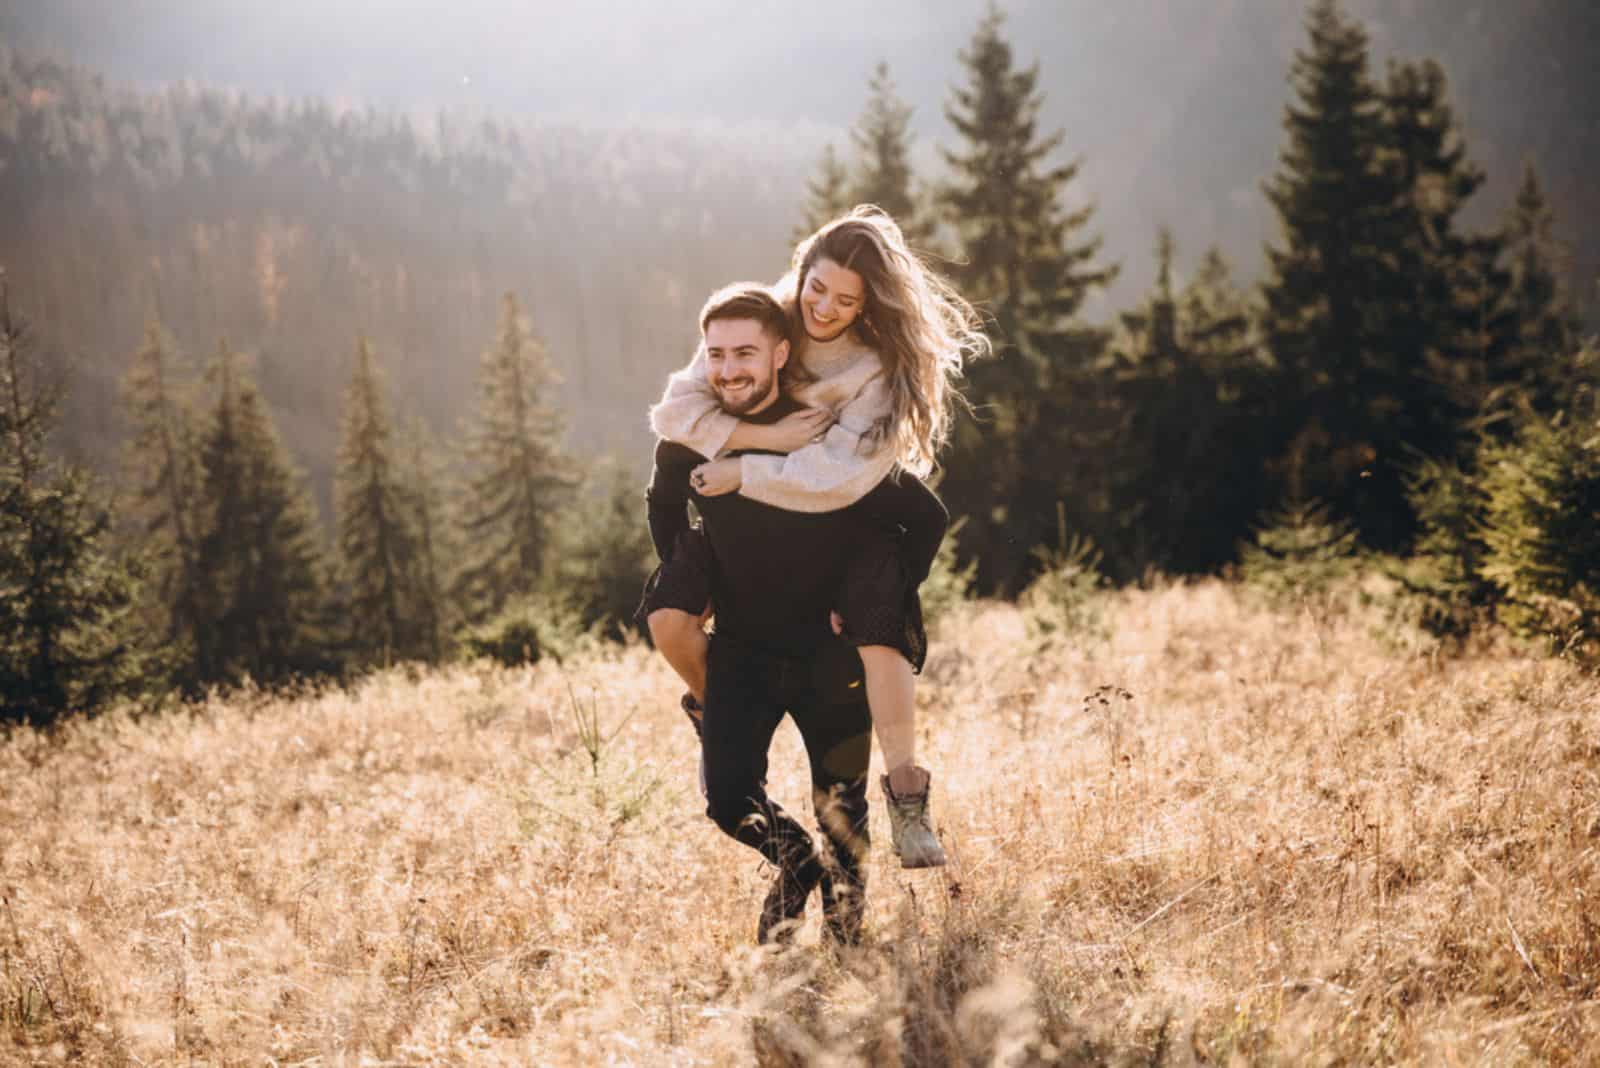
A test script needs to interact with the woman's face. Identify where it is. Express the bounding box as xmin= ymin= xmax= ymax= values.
xmin=800 ymin=257 xmax=866 ymax=342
